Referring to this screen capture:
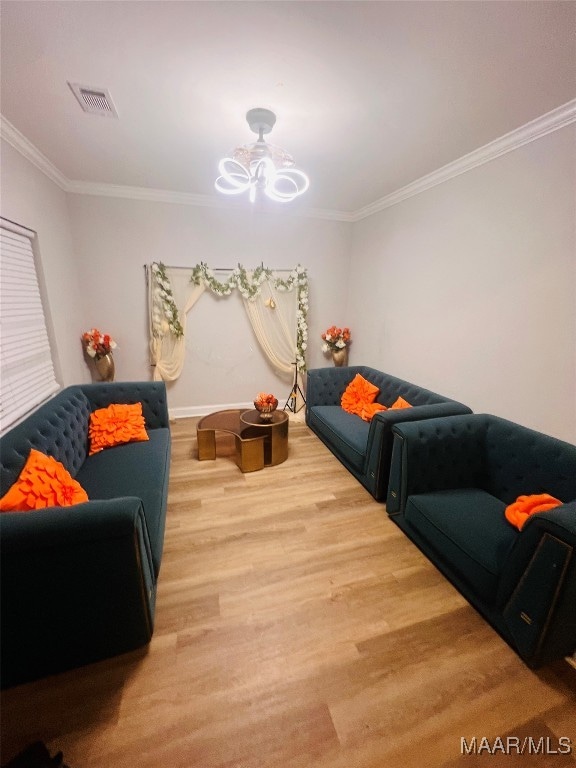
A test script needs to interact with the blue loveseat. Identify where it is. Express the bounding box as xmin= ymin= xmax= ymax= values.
xmin=0 ymin=382 xmax=171 ymax=688
xmin=305 ymin=366 xmax=472 ymax=500
xmin=387 ymin=413 xmax=576 ymax=667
